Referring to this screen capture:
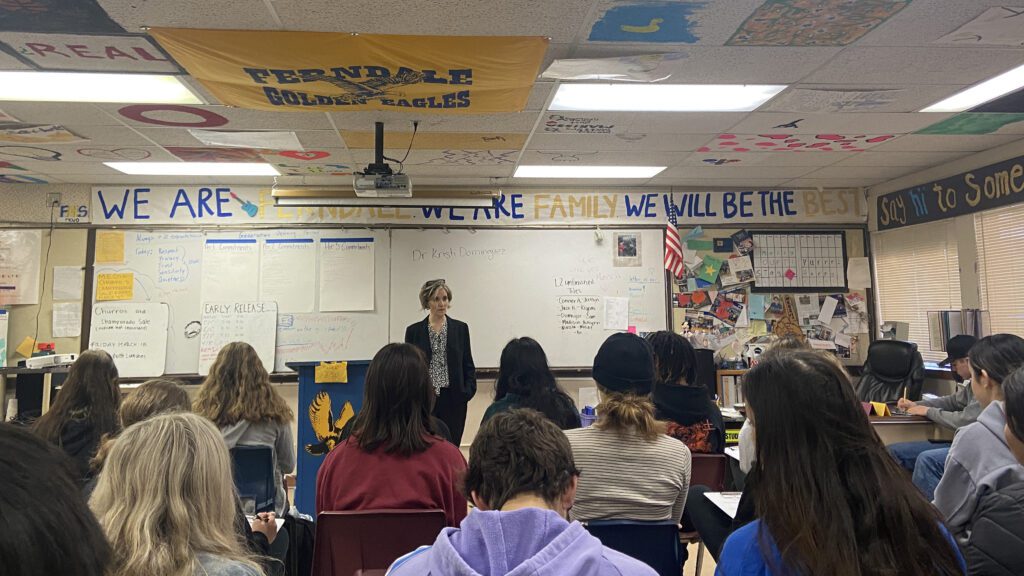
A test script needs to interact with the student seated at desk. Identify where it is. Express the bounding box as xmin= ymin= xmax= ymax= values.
xmin=90 ymin=413 xmax=265 ymax=576
xmin=387 ymin=409 xmax=656 ymax=576
xmin=934 ymin=334 xmax=1024 ymax=537
xmin=32 ymin=349 xmax=121 ymax=482
xmin=564 ymin=333 xmax=691 ymax=524
xmin=646 ymin=331 xmax=724 ymax=453
xmin=194 ymin=342 xmax=295 ymax=517
xmin=481 ymin=337 xmax=581 ymax=430
xmin=1 ymin=423 xmax=111 ymax=576
xmin=890 ymin=335 xmax=978 ymax=500
xmin=316 ymin=343 xmax=467 ymax=527
xmin=962 ymin=365 xmax=1024 ymax=575
xmin=717 ymin=350 xmax=964 ymax=576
